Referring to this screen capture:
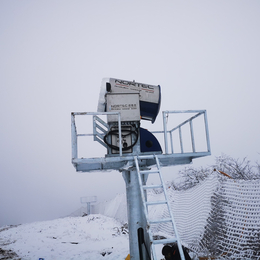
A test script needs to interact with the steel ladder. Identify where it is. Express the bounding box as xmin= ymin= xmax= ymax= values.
xmin=134 ymin=155 xmax=185 ymax=260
